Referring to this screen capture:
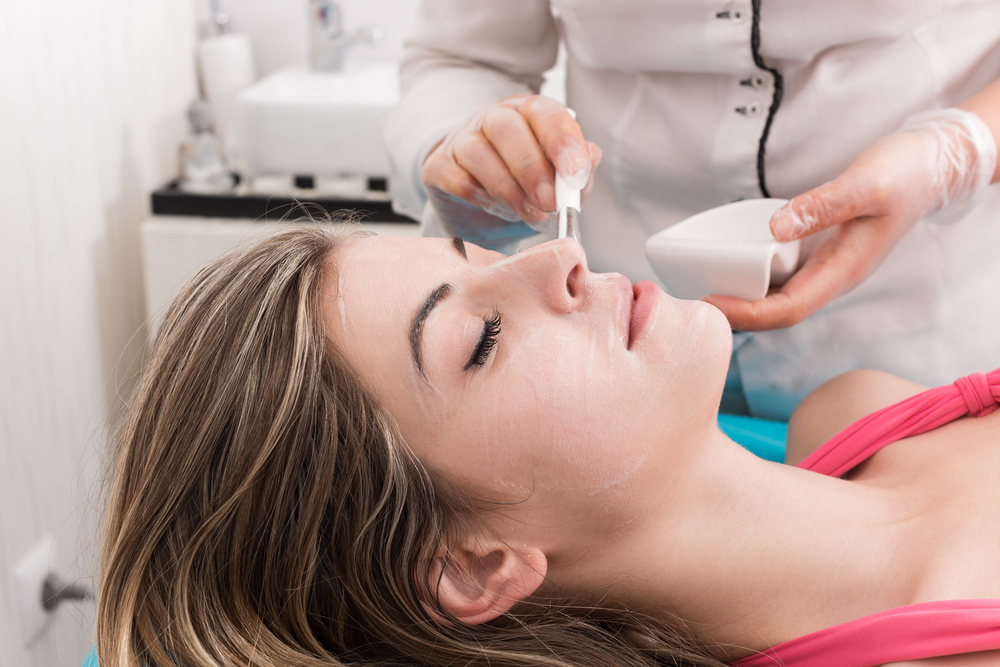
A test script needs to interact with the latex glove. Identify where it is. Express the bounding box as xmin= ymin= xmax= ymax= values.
xmin=420 ymin=94 xmax=602 ymax=249
xmin=707 ymin=108 xmax=998 ymax=331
